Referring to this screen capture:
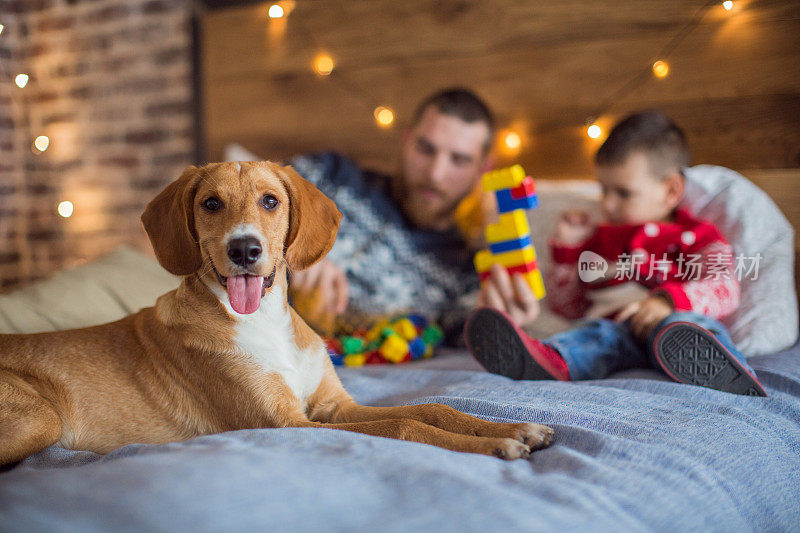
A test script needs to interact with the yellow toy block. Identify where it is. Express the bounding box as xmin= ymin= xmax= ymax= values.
xmin=476 ymin=247 xmax=537 ymax=273
xmin=365 ymin=318 xmax=390 ymax=342
xmin=392 ymin=318 xmax=418 ymax=341
xmin=379 ymin=335 xmax=409 ymax=363
xmin=423 ymin=344 xmax=434 ymax=358
xmin=474 ymin=250 xmax=494 ymax=274
xmin=481 ymin=165 xmax=526 ymax=192
xmin=344 ymin=353 xmax=366 ymax=367
xmin=485 ymin=210 xmax=530 ymax=243
xmin=521 ymin=269 xmax=547 ymax=299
